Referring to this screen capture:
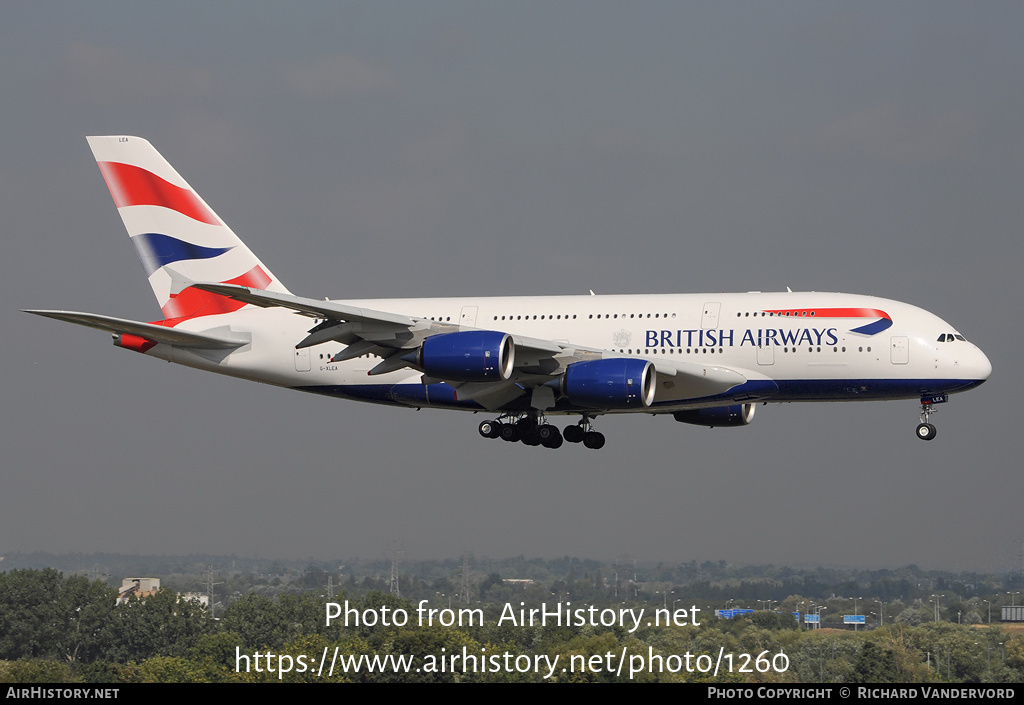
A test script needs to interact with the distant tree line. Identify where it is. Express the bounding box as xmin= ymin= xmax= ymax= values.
xmin=1 ymin=567 xmax=1023 ymax=683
